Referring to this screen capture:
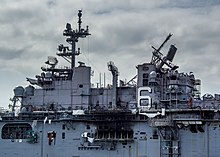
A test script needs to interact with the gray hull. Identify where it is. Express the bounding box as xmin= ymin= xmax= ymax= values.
xmin=1 ymin=113 xmax=220 ymax=157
